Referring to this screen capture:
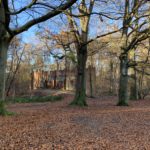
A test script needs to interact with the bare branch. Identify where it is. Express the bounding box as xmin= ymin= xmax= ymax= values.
xmin=11 ymin=0 xmax=77 ymax=36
